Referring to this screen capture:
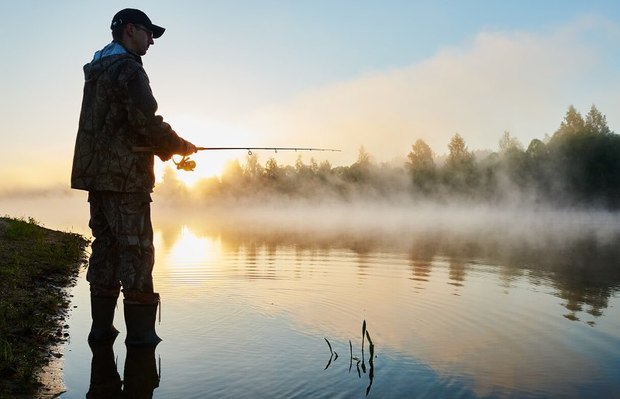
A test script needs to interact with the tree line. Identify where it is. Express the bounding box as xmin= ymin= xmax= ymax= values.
xmin=158 ymin=105 xmax=620 ymax=208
